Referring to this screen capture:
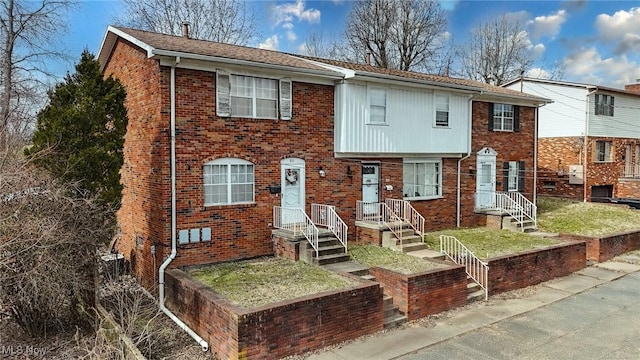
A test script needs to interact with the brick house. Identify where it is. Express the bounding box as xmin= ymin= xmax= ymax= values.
xmin=504 ymin=78 xmax=640 ymax=202
xmin=98 ymin=26 xmax=548 ymax=290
